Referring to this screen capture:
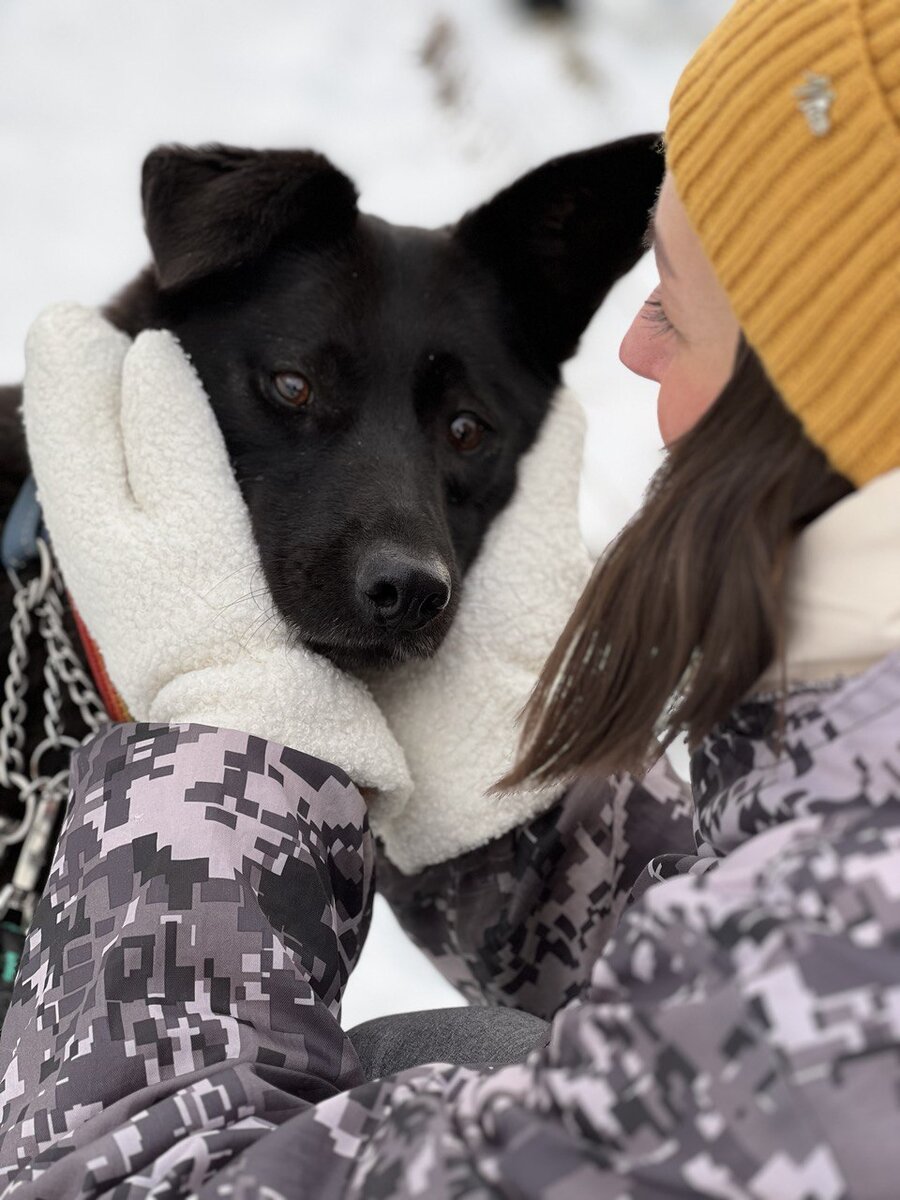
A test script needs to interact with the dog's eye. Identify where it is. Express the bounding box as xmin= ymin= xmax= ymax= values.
xmin=448 ymin=412 xmax=486 ymax=452
xmin=272 ymin=371 xmax=312 ymax=407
